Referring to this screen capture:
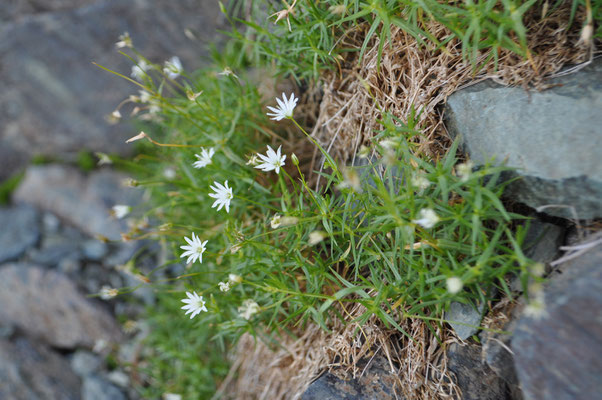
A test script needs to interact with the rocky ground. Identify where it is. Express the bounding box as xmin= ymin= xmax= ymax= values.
xmin=0 ymin=1 xmax=224 ymax=398
xmin=0 ymin=164 xmax=161 ymax=400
